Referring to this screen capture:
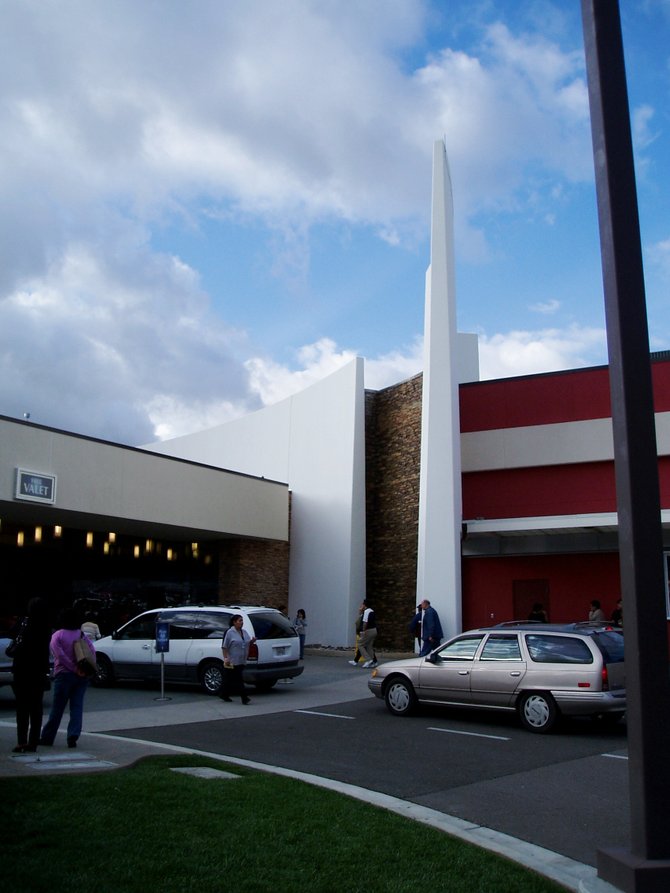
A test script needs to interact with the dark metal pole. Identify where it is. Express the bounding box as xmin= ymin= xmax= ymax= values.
xmin=581 ymin=1 xmax=670 ymax=890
